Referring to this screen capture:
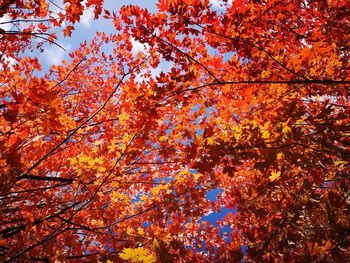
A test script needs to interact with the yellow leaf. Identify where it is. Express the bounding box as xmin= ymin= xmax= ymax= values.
xmin=207 ymin=136 xmax=216 ymax=145
xmin=127 ymin=227 xmax=134 ymax=235
xmin=261 ymin=70 xmax=271 ymax=78
xmin=111 ymin=181 xmax=119 ymax=188
xmin=88 ymin=159 xmax=95 ymax=167
xmin=95 ymin=157 xmax=104 ymax=165
xmin=193 ymin=173 xmax=202 ymax=181
xmin=276 ymin=152 xmax=284 ymax=160
xmin=137 ymin=228 xmax=145 ymax=235
xmin=78 ymin=155 xmax=90 ymax=163
xmin=269 ymin=171 xmax=281 ymax=182
xmin=151 ymin=184 xmax=169 ymax=196
xmin=261 ymin=129 xmax=270 ymax=139
xmin=334 ymin=160 xmax=348 ymax=168
xmin=119 ymin=248 xmax=133 ymax=260
xmin=69 ymin=158 xmax=77 ymax=165
xmin=111 ymin=191 xmax=130 ymax=203
xmin=119 ymin=247 xmax=156 ymax=263
xmin=233 ymin=126 xmax=242 ymax=141
xmin=121 ymin=142 xmax=127 ymax=152
xmin=119 ymin=113 xmax=130 ymax=125
xmin=140 ymin=195 xmax=148 ymax=201
xmin=159 ymin=135 xmax=167 ymax=142
xmin=152 ymin=239 xmax=160 ymax=249
xmin=94 ymin=139 xmax=103 ymax=146
xmin=97 ymin=166 xmax=106 ymax=173
xmin=282 ymin=126 xmax=292 ymax=134
xmin=108 ymin=138 xmax=118 ymax=152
